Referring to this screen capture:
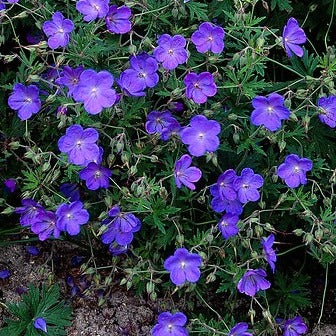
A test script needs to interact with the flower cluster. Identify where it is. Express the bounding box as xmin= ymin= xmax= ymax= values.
xmin=101 ymin=206 xmax=141 ymax=254
xmin=4 ymin=3 xmax=318 ymax=334
xmin=15 ymin=199 xmax=89 ymax=240
xmin=210 ymin=168 xmax=263 ymax=239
